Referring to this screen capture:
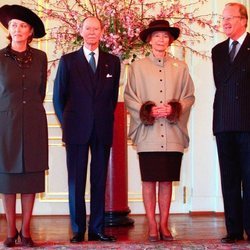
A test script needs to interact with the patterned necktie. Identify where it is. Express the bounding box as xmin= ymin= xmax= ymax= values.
xmin=229 ymin=40 xmax=238 ymax=63
xmin=89 ymin=52 xmax=96 ymax=72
